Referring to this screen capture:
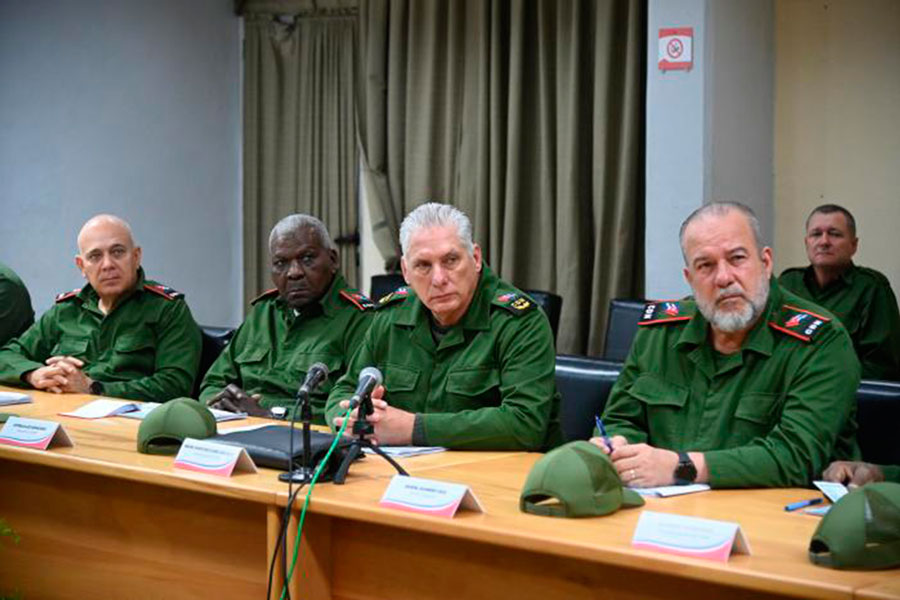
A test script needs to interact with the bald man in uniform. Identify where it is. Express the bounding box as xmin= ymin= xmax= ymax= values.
xmin=0 ymin=215 xmax=201 ymax=401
